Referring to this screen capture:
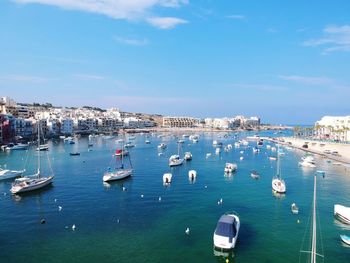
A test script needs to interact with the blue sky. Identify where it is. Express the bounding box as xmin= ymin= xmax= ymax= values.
xmin=1 ymin=0 xmax=350 ymax=124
